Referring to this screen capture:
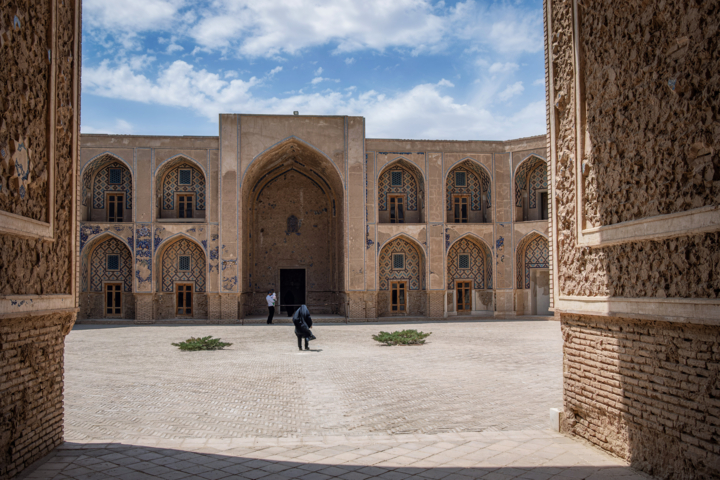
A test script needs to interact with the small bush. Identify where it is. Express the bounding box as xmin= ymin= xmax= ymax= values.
xmin=372 ymin=329 xmax=432 ymax=346
xmin=172 ymin=336 xmax=233 ymax=351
